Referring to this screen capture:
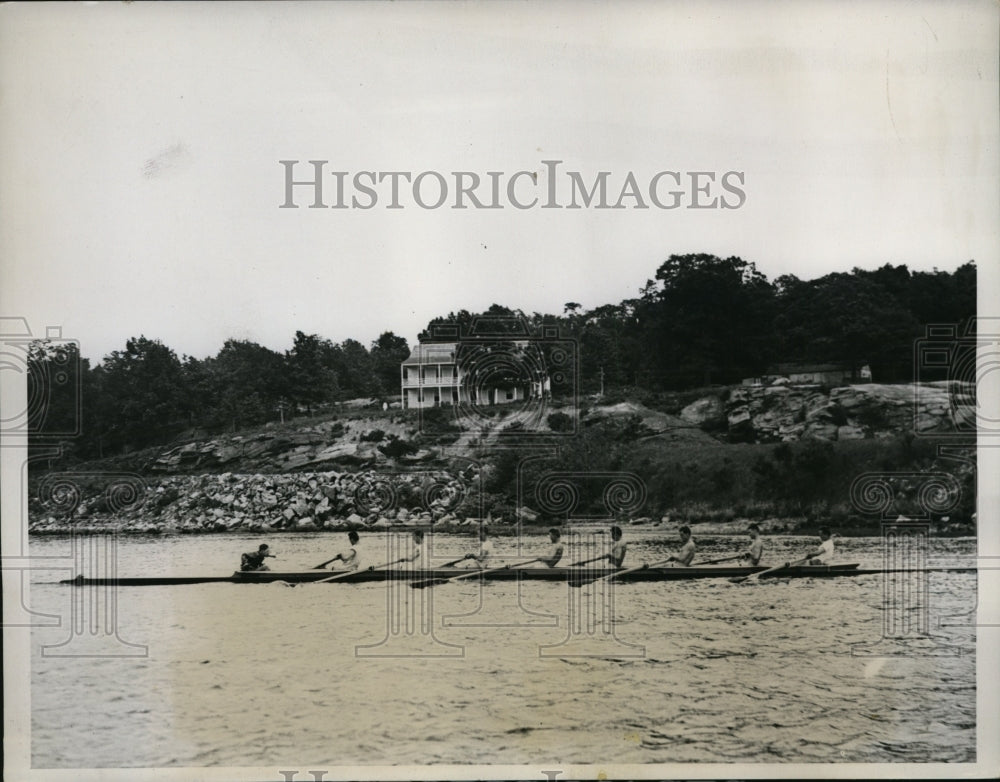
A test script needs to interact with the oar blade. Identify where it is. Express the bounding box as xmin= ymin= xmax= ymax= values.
xmin=567 ymin=573 xmax=597 ymax=588
xmin=409 ymin=578 xmax=450 ymax=590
